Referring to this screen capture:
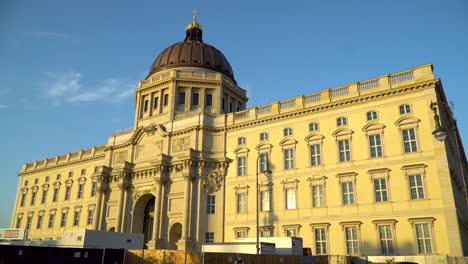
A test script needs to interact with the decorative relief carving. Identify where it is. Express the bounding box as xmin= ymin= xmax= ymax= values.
xmin=172 ymin=136 xmax=190 ymax=152
xmin=135 ymin=144 xmax=145 ymax=160
xmin=113 ymin=150 xmax=128 ymax=165
xmin=202 ymin=169 xmax=225 ymax=194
